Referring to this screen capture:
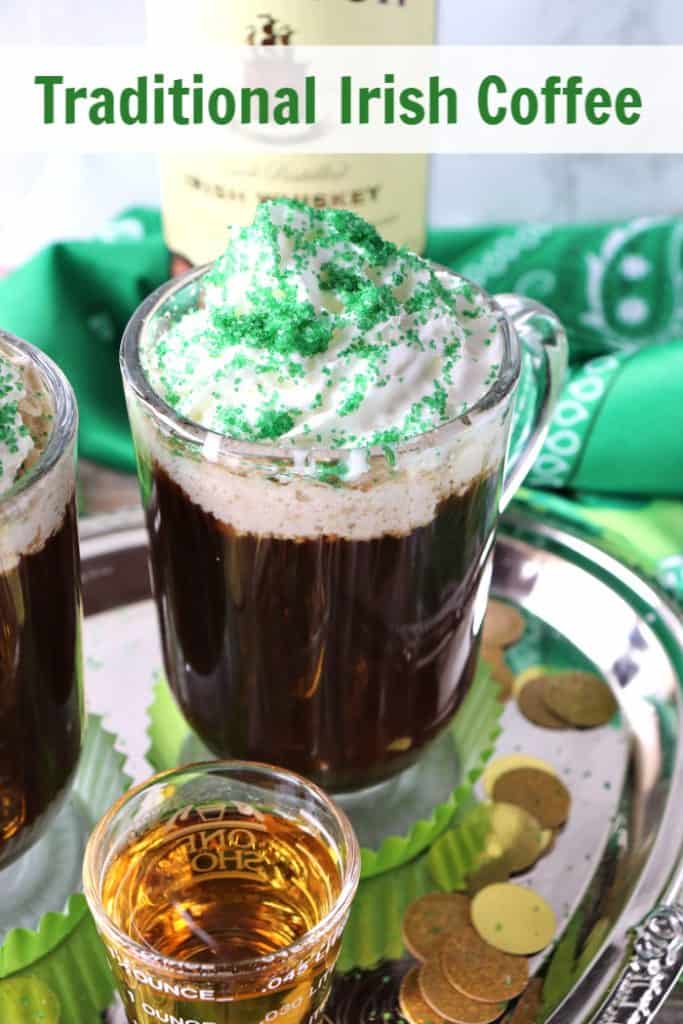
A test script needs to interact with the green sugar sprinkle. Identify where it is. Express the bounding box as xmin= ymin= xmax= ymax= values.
xmin=143 ymin=199 xmax=501 ymax=468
